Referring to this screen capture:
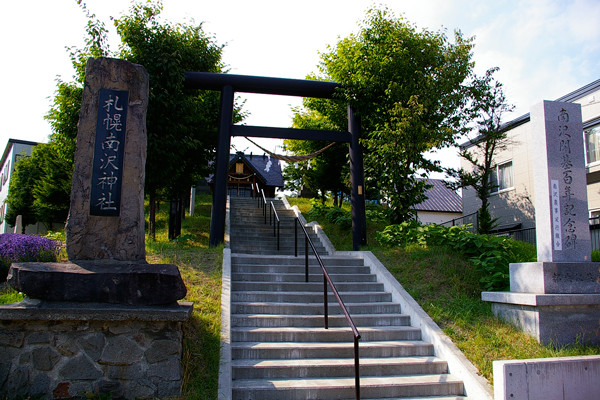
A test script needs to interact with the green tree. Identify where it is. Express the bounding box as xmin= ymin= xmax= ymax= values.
xmin=446 ymin=67 xmax=514 ymax=233
xmin=301 ymin=7 xmax=474 ymax=222
xmin=114 ymin=1 xmax=229 ymax=239
xmin=39 ymin=1 xmax=235 ymax=239
xmin=5 ymin=153 xmax=40 ymax=231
